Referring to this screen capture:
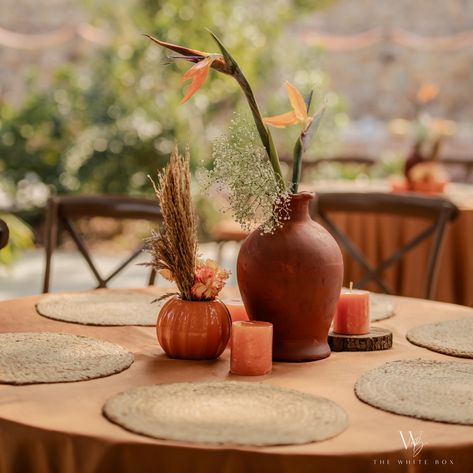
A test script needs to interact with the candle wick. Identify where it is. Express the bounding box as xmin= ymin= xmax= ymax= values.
xmin=349 ymin=281 xmax=353 ymax=293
